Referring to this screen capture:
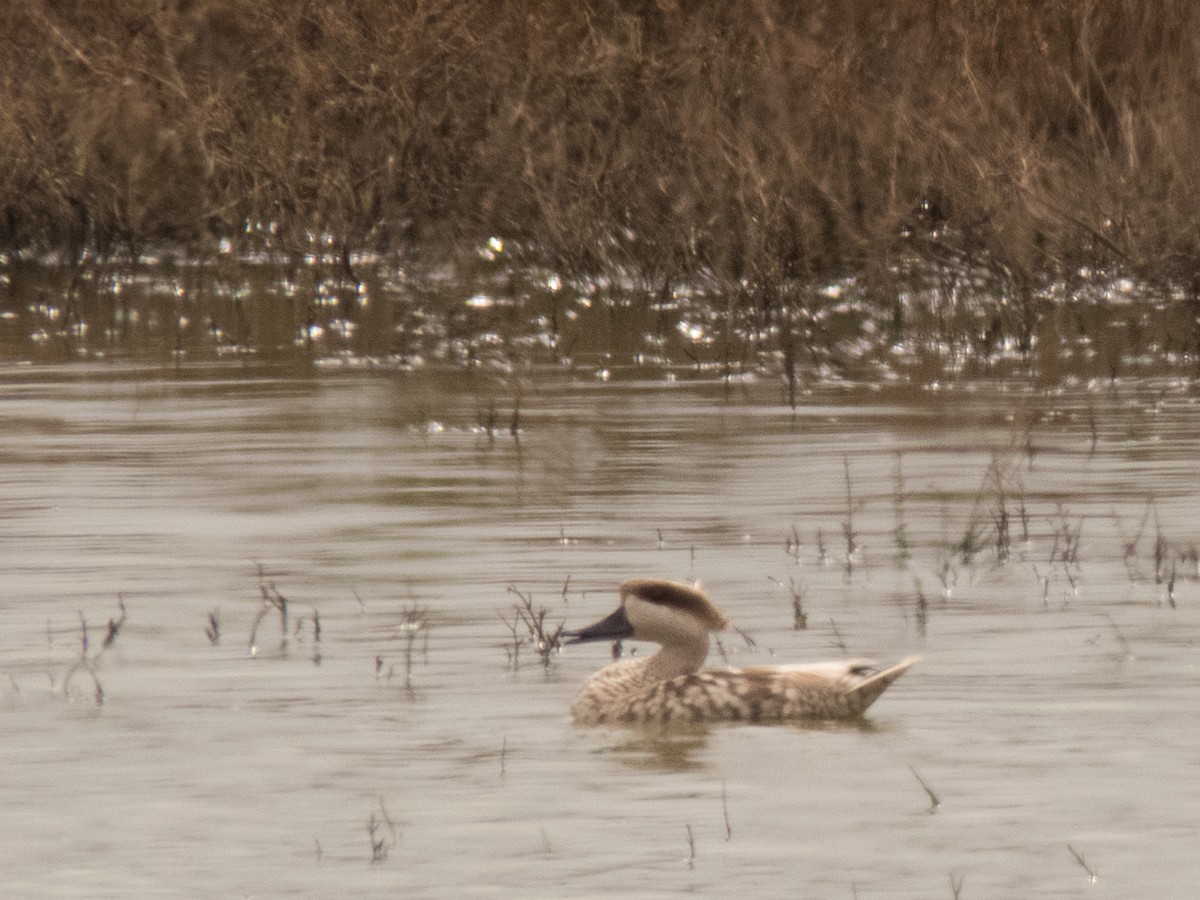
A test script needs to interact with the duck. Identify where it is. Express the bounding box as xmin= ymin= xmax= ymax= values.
xmin=565 ymin=578 xmax=919 ymax=726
